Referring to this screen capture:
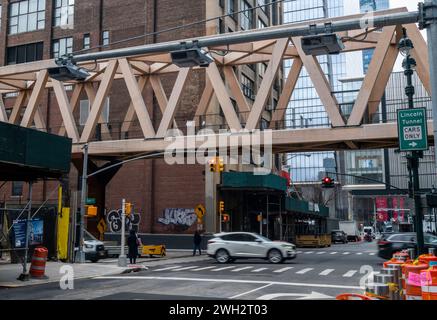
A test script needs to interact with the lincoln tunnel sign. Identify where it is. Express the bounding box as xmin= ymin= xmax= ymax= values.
xmin=397 ymin=108 xmax=429 ymax=152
